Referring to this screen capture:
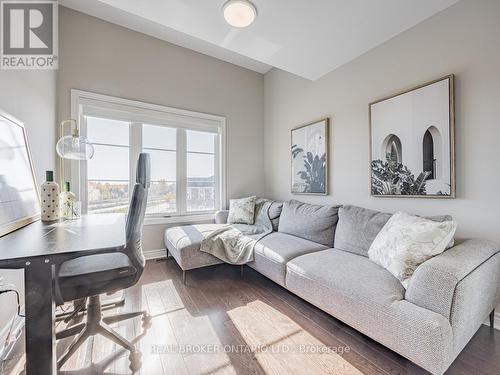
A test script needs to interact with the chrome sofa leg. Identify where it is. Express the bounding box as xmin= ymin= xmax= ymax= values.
xmin=490 ymin=309 xmax=495 ymax=329
xmin=240 ymin=265 xmax=244 ymax=279
xmin=182 ymin=270 xmax=186 ymax=284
